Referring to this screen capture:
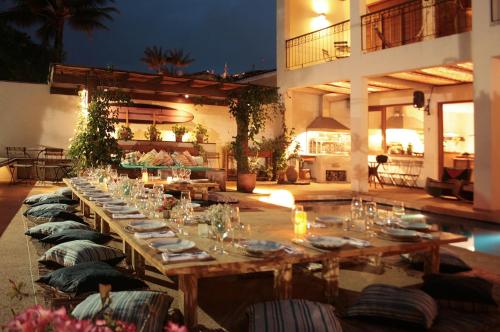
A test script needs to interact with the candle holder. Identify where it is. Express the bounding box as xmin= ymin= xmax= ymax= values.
xmin=291 ymin=204 xmax=307 ymax=239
